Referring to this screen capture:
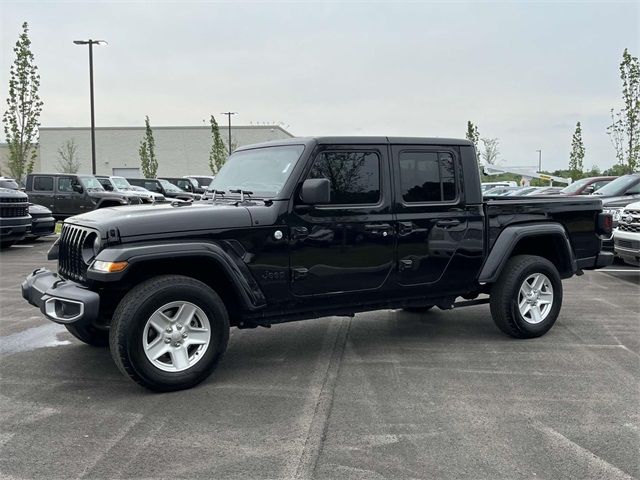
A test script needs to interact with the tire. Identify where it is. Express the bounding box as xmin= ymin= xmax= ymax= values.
xmin=403 ymin=305 xmax=434 ymax=313
xmin=0 ymin=241 xmax=15 ymax=249
xmin=65 ymin=323 xmax=109 ymax=347
xmin=490 ymin=255 xmax=563 ymax=339
xmin=109 ymin=275 xmax=230 ymax=392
